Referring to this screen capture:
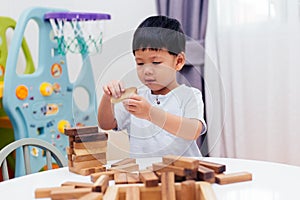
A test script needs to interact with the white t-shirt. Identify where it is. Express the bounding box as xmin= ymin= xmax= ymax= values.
xmin=114 ymin=84 xmax=207 ymax=158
